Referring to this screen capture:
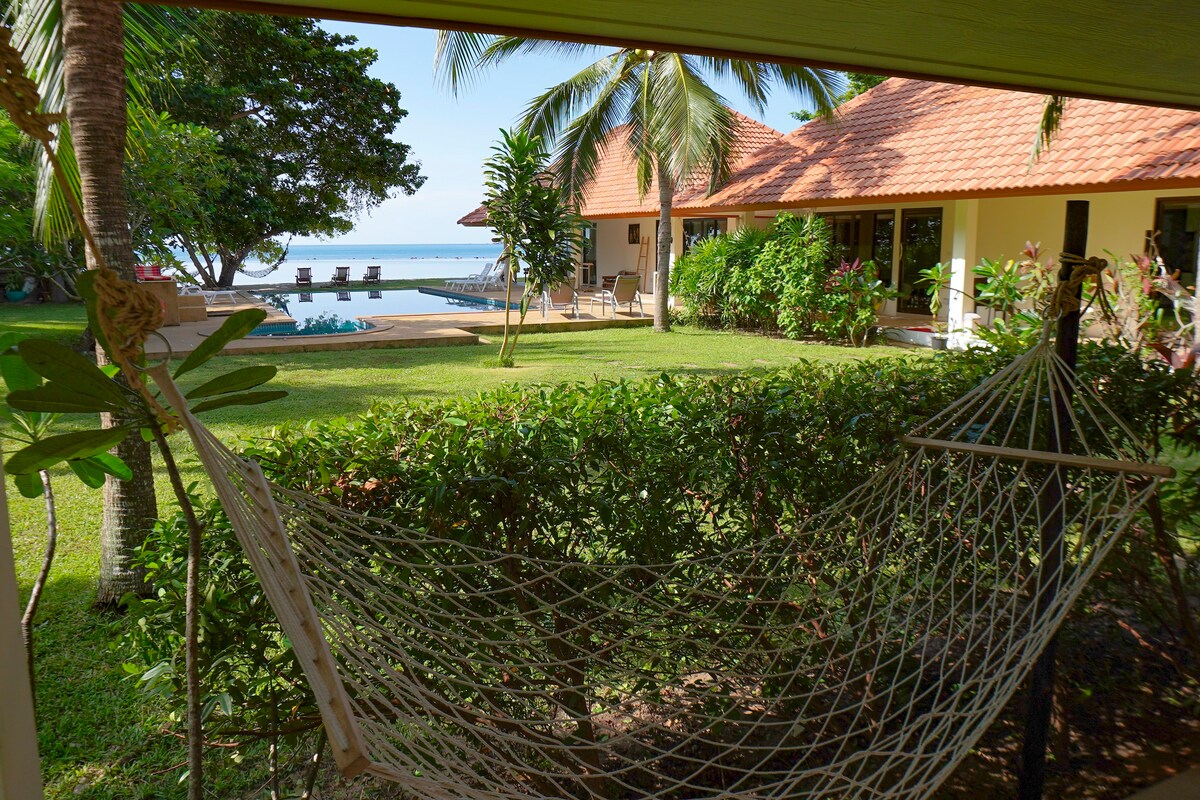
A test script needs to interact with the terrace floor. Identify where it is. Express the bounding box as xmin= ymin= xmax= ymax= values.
xmin=145 ymin=285 xmax=655 ymax=358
